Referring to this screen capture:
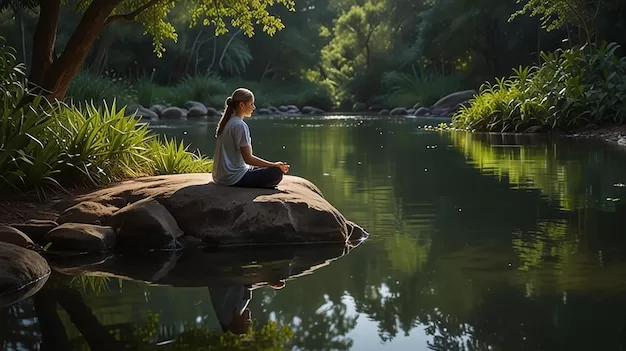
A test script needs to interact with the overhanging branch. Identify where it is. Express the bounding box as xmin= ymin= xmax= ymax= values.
xmin=104 ymin=0 xmax=163 ymax=25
